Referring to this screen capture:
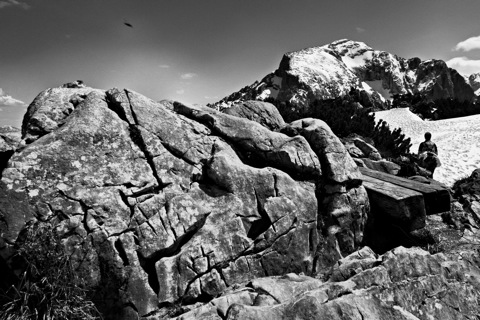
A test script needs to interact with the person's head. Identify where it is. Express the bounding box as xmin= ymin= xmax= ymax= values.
xmin=424 ymin=132 xmax=432 ymax=141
